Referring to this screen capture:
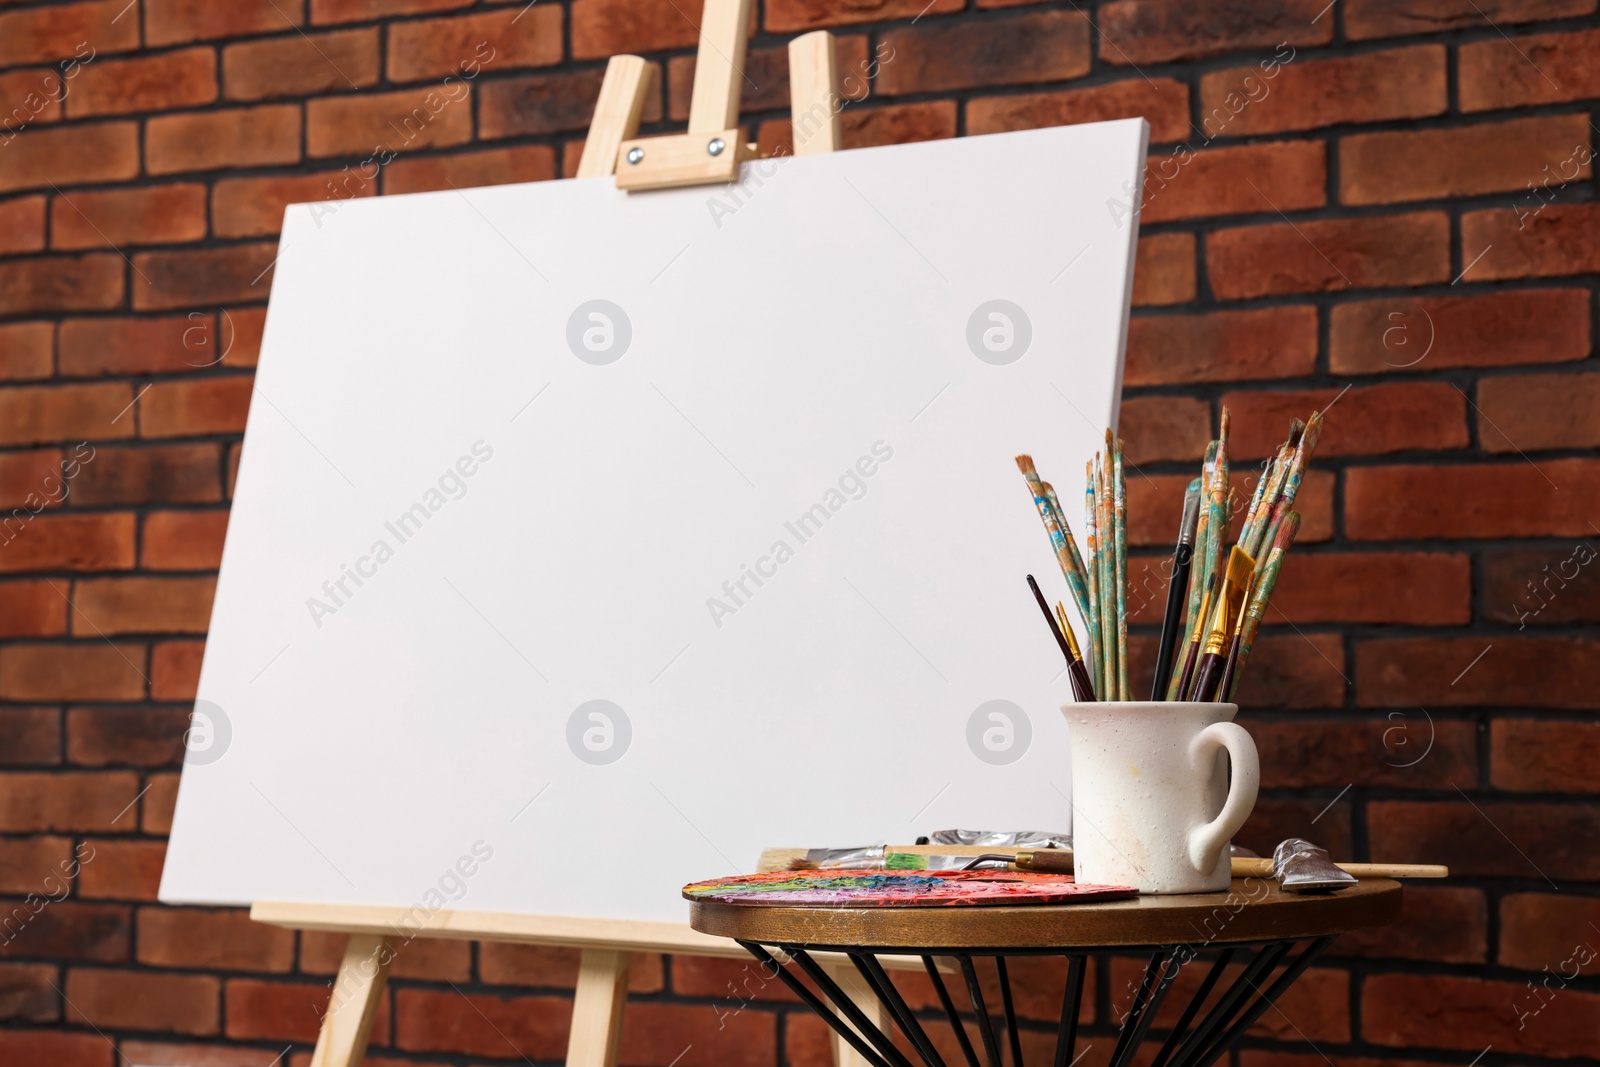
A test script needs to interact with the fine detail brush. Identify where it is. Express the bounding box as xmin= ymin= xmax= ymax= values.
xmin=1152 ymin=481 xmax=1202 ymax=699
xmin=1014 ymin=456 xmax=1096 ymax=646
